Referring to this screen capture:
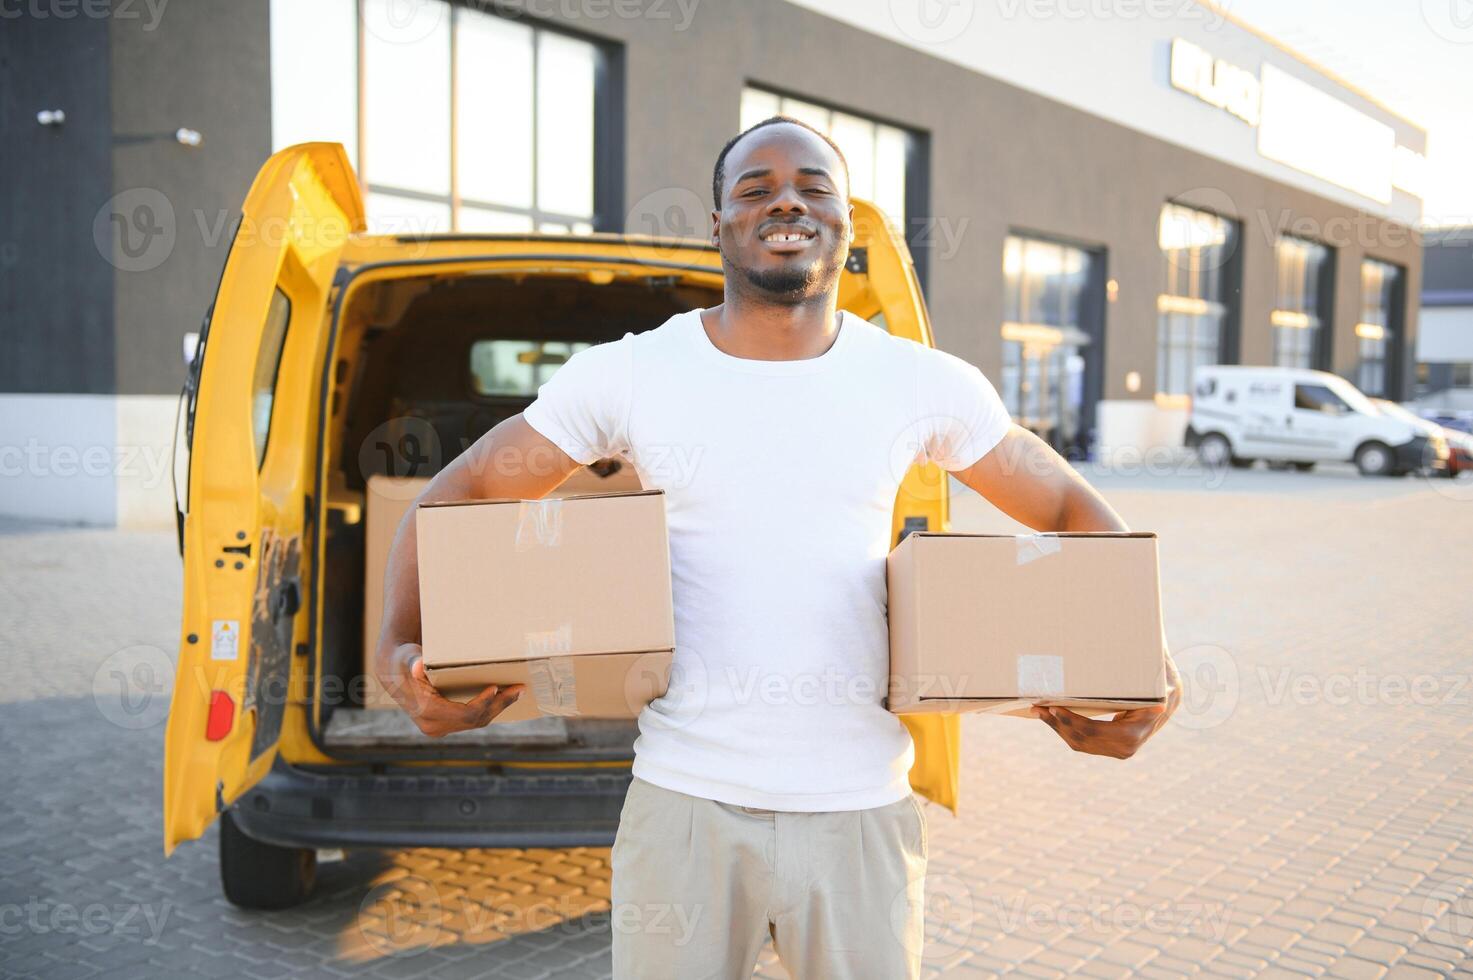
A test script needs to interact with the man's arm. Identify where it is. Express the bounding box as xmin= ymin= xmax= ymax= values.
xmin=952 ymin=425 xmax=1182 ymax=758
xmin=372 ymin=415 xmax=583 ymax=737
